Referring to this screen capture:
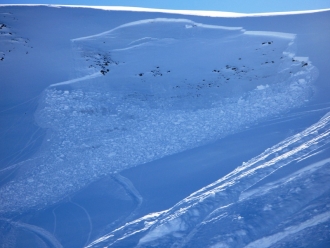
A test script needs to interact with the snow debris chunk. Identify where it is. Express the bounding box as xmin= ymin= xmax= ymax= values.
xmin=139 ymin=218 xmax=186 ymax=244
xmin=256 ymin=84 xmax=269 ymax=90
